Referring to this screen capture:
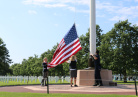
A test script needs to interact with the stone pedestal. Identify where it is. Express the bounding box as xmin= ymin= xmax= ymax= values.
xmin=76 ymin=69 xmax=112 ymax=86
